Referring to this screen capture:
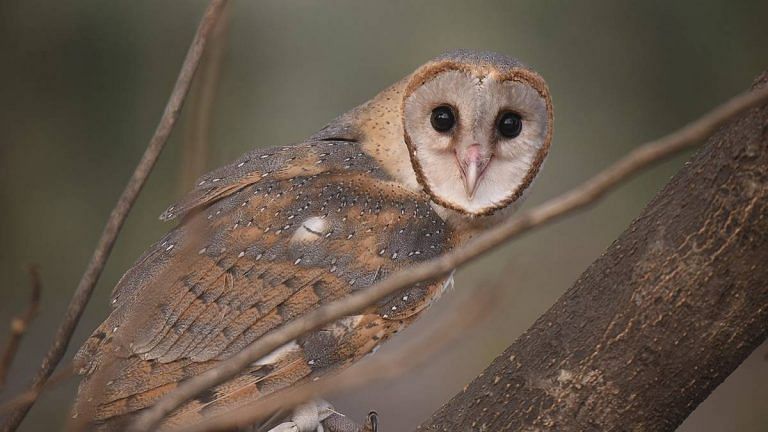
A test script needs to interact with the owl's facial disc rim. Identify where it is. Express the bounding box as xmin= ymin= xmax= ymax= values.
xmin=401 ymin=61 xmax=554 ymax=217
